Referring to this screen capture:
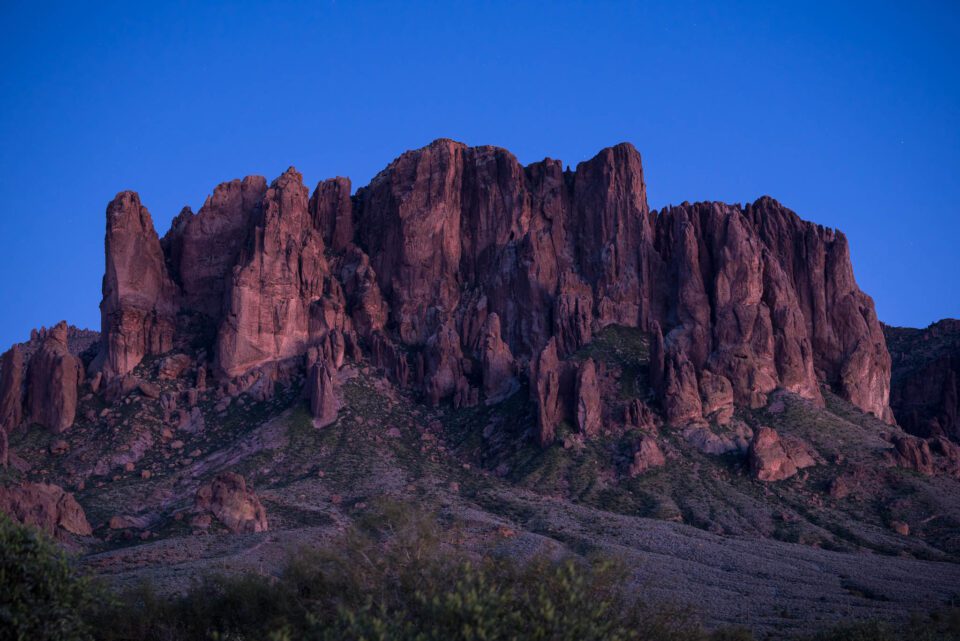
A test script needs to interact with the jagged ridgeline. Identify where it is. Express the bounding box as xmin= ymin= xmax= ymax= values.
xmin=0 ymin=139 xmax=893 ymax=440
